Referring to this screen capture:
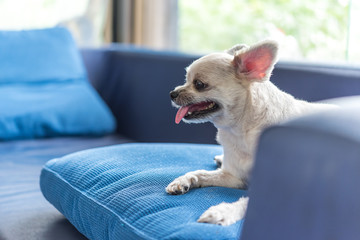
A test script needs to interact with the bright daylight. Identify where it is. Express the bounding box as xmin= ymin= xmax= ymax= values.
xmin=1 ymin=1 xmax=360 ymax=240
